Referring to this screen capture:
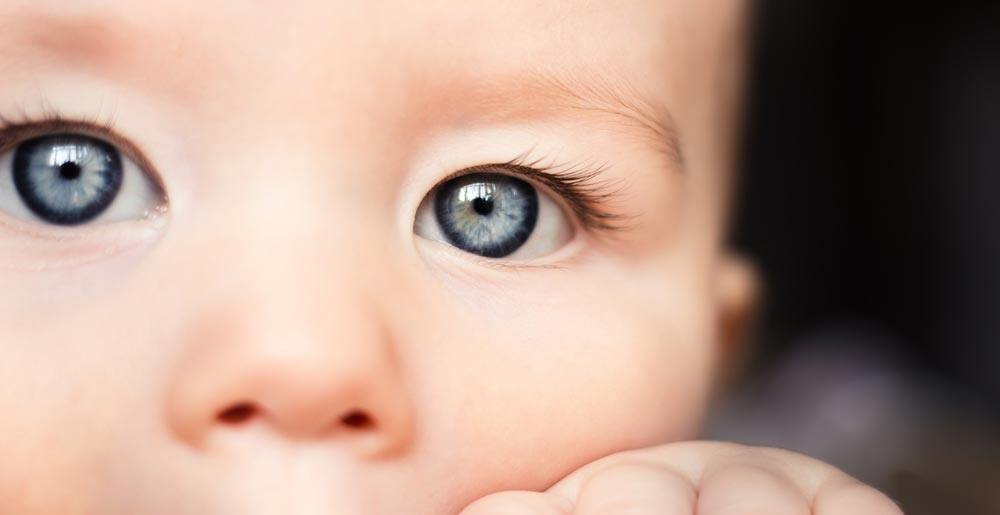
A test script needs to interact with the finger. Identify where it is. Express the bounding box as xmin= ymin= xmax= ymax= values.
xmin=545 ymin=444 xmax=706 ymax=501
xmin=813 ymin=478 xmax=904 ymax=515
xmin=547 ymin=441 xmax=794 ymax=500
xmin=459 ymin=490 xmax=574 ymax=515
xmin=542 ymin=442 xmax=867 ymax=514
xmin=697 ymin=464 xmax=809 ymax=515
xmin=573 ymin=462 xmax=696 ymax=515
